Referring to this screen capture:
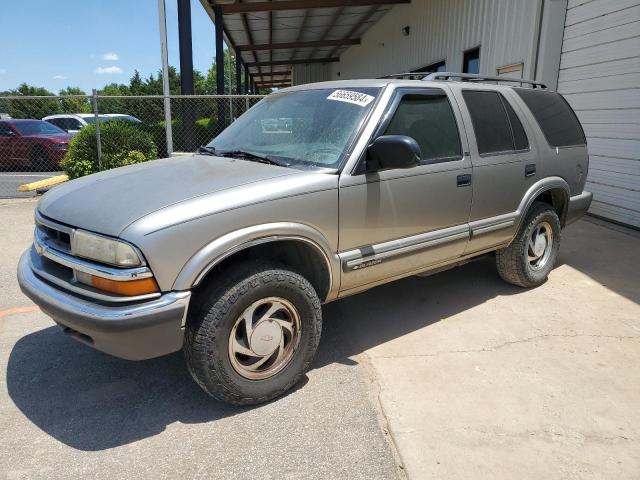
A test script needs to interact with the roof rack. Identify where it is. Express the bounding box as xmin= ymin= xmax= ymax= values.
xmin=424 ymin=72 xmax=547 ymax=89
xmin=378 ymin=72 xmax=429 ymax=80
